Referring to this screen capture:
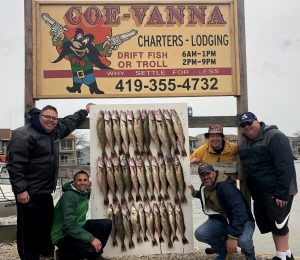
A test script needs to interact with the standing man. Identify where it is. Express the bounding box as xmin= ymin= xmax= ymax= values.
xmin=6 ymin=103 xmax=93 ymax=260
xmin=52 ymin=170 xmax=112 ymax=260
xmin=238 ymin=112 xmax=298 ymax=260
xmin=188 ymin=163 xmax=256 ymax=260
xmin=190 ymin=124 xmax=238 ymax=180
